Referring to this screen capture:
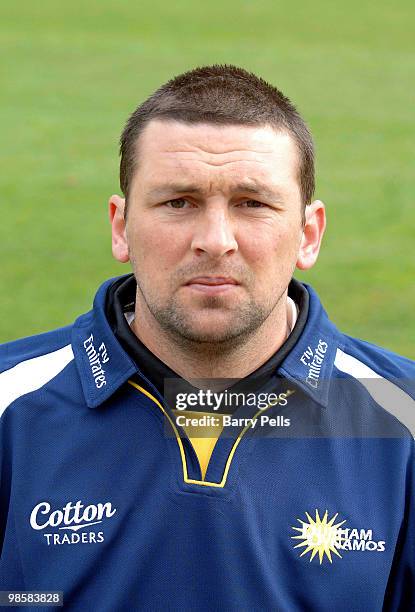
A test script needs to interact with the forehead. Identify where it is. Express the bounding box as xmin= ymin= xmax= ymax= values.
xmin=132 ymin=119 xmax=300 ymax=195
